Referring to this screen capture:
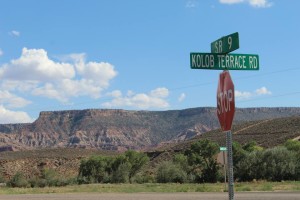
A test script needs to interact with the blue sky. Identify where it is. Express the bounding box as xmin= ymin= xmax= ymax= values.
xmin=0 ymin=0 xmax=299 ymax=123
